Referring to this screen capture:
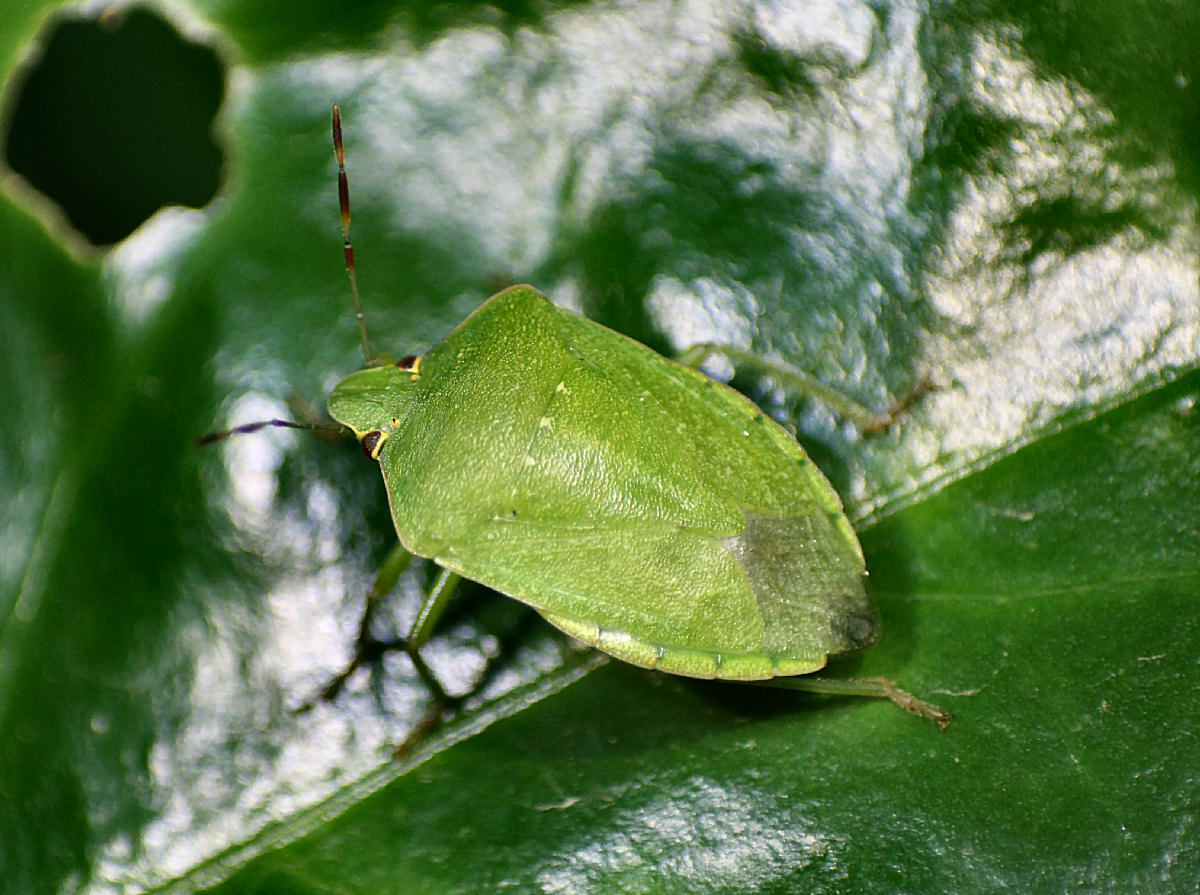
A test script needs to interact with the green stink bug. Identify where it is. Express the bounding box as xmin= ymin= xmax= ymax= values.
xmin=334 ymin=281 xmax=883 ymax=675
xmin=215 ymin=106 xmax=949 ymax=733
